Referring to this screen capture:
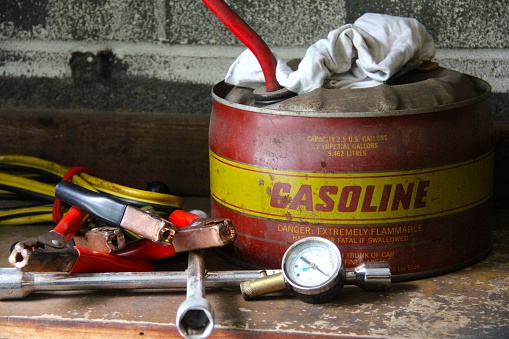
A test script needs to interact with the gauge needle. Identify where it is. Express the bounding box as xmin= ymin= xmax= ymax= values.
xmin=299 ymin=256 xmax=329 ymax=277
